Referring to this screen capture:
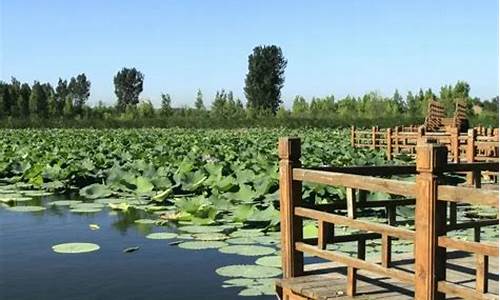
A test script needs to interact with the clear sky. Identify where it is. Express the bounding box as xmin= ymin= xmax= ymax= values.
xmin=0 ymin=0 xmax=498 ymax=107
